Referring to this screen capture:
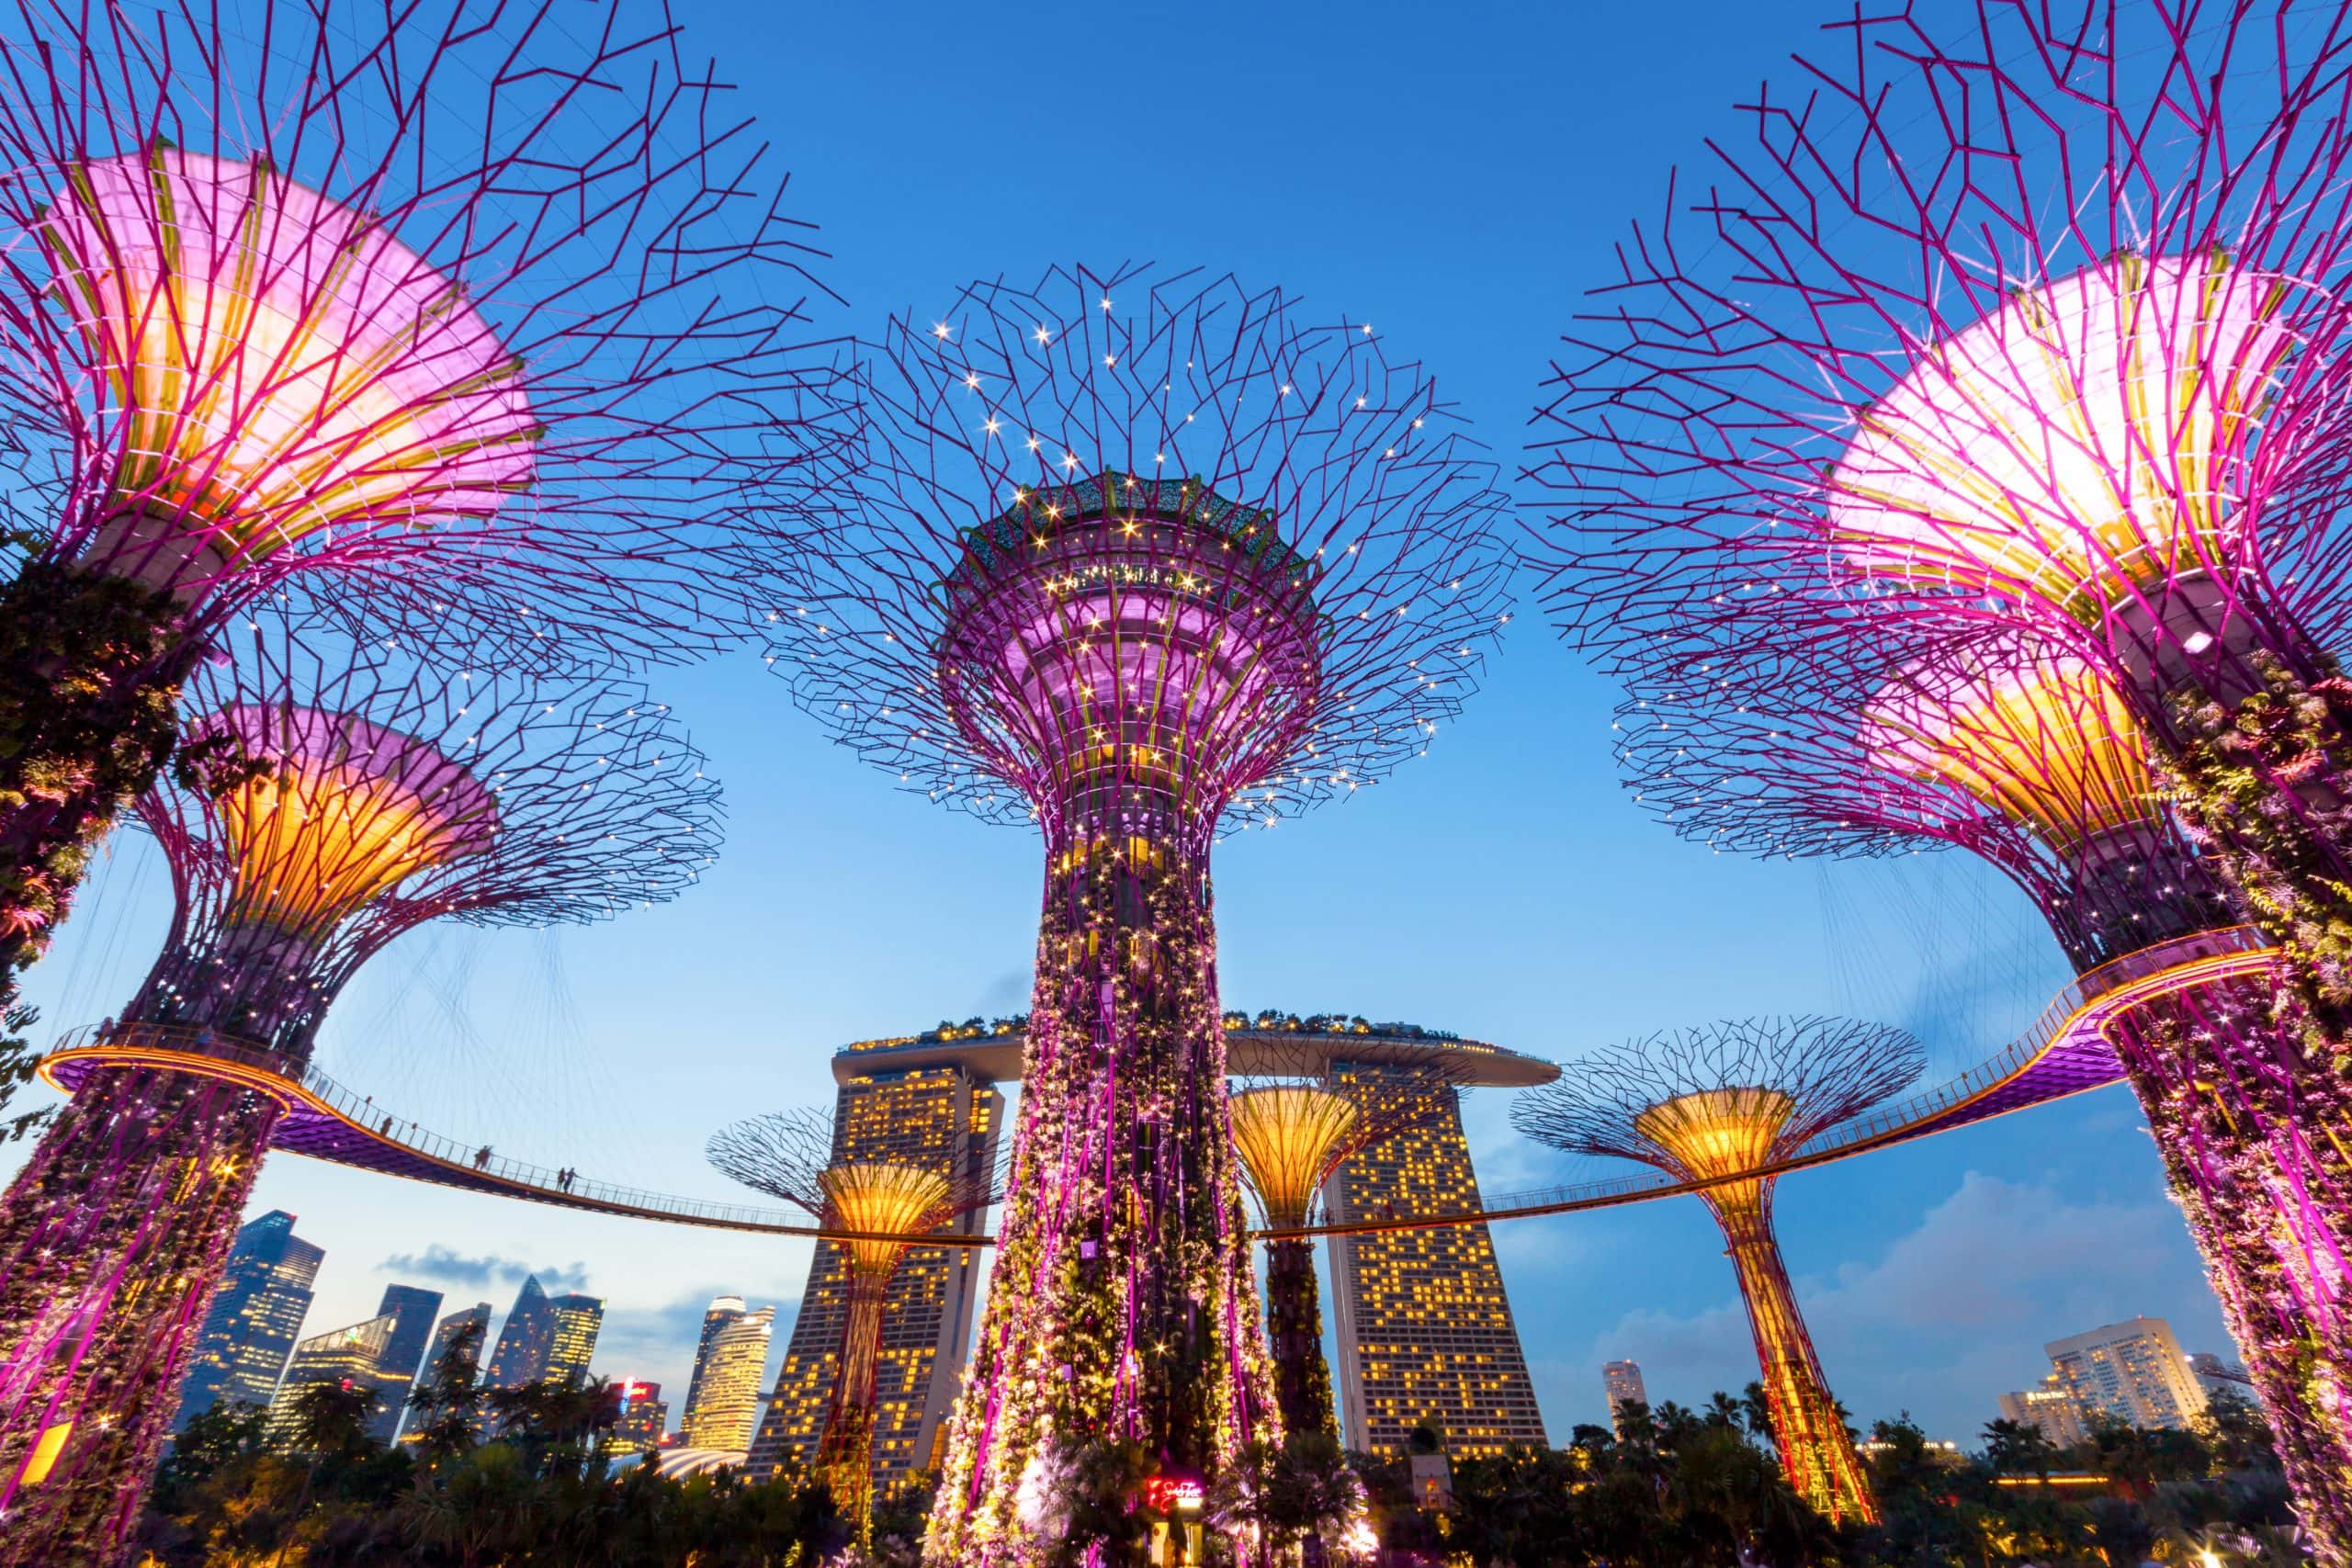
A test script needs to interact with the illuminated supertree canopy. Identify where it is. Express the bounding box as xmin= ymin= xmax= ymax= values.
xmin=0 ymin=0 xmax=844 ymax=1003
xmin=1524 ymin=0 xmax=2352 ymax=985
xmin=1514 ymin=1019 xmax=1924 ymax=1527
xmin=769 ymin=262 xmax=1510 ymax=1564
xmin=707 ymin=1108 xmax=998 ymax=1540
xmin=1227 ymin=1043 xmax=1468 ymax=1442
xmin=0 ymin=618 xmax=719 ymax=1562
xmin=1526 ymin=6 xmax=2352 ymax=1551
